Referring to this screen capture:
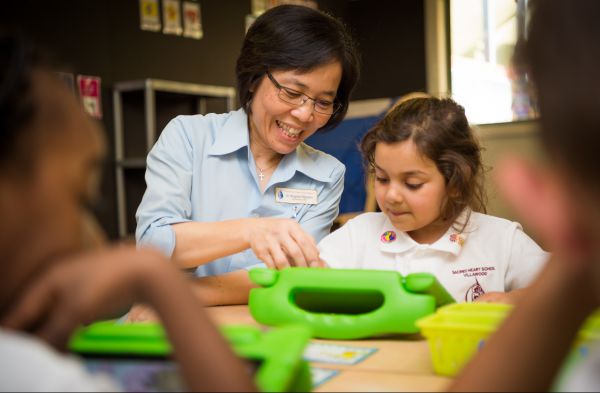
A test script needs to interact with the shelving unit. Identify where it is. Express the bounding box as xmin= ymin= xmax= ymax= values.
xmin=113 ymin=79 xmax=236 ymax=238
